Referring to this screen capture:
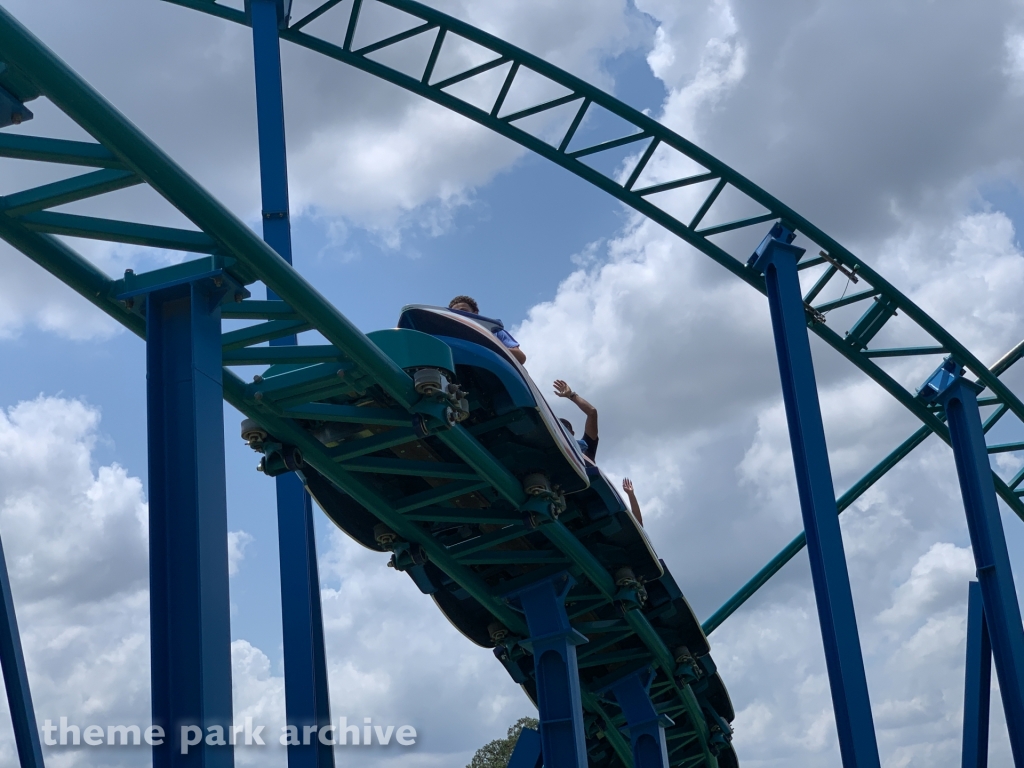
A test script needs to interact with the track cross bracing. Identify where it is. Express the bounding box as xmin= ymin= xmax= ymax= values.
xmin=3 ymin=1 xmax=1024 ymax=765
xmin=0 ymin=7 xmax=725 ymax=765
xmin=61 ymin=0 xmax=1024 ymax=628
